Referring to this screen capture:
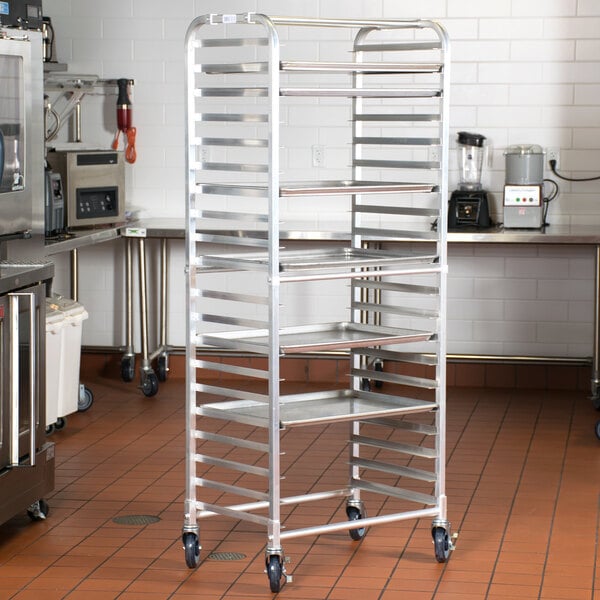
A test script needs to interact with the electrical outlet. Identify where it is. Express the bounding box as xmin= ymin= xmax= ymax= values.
xmin=312 ymin=144 xmax=324 ymax=167
xmin=547 ymin=147 xmax=560 ymax=169
xmin=428 ymin=146 xmax=441 ymax=164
